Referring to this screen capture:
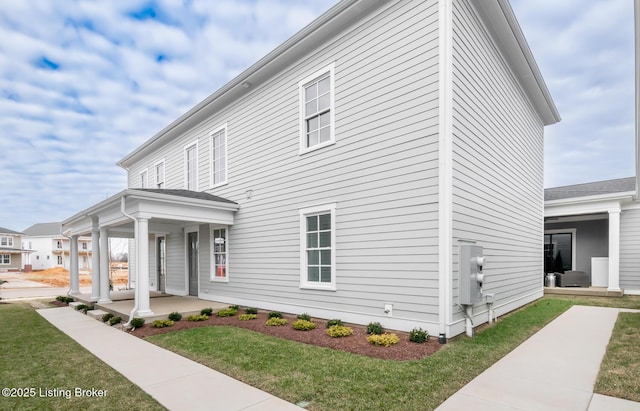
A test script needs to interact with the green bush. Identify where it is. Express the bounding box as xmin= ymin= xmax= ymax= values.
xmin=326 ymin=325 xmax=354 ymax=338
xmin=245 ymin=307 xmax=258 ymax=315
xmin=108 ymin=316 xmax=122 ymax=326
xmin=200 ymin=307 xmax=213 ymax=316
xmin=297 ymin=313 xmax=312 ymax=321
xmin=216 ymin=308 xmax=238 ymax=317
xmin=56 ymin=296 xmax=74 ymax=304
xmin=187 ymin=314 xmax=209 ymax=322
xmin=326 ymin=319 xmax=343 ymax=328
xmin=268 ymin=311 xmax=283 ymax=319
xmin=409 ymin=327 xmax=429 ymax=344
xmin=75 ymin=304 xmax=89 ymax=312
xmin=366 ymin=321 xmax=385 ymax=335
xmin=265 ymin=317 xmax=288 ymax=326
xmin=101 ymin=313 xmax=114 ymax=323
xmin=367 ymin=333 xmax=400 ymax=347
xmin=292 ymin=319 xmax=316 ymax=331
xmin=129 ymin=318 xmax=145 ymax=328
xmin=151 ymin=319 xmax=175 ymax=328
xmin=238 ymin=314 xmax=258 ymax=321
xmin=229 ymin=305 xmax=240 ymax=310
xmin=168 ymin=312 xmax=182 ymax=321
